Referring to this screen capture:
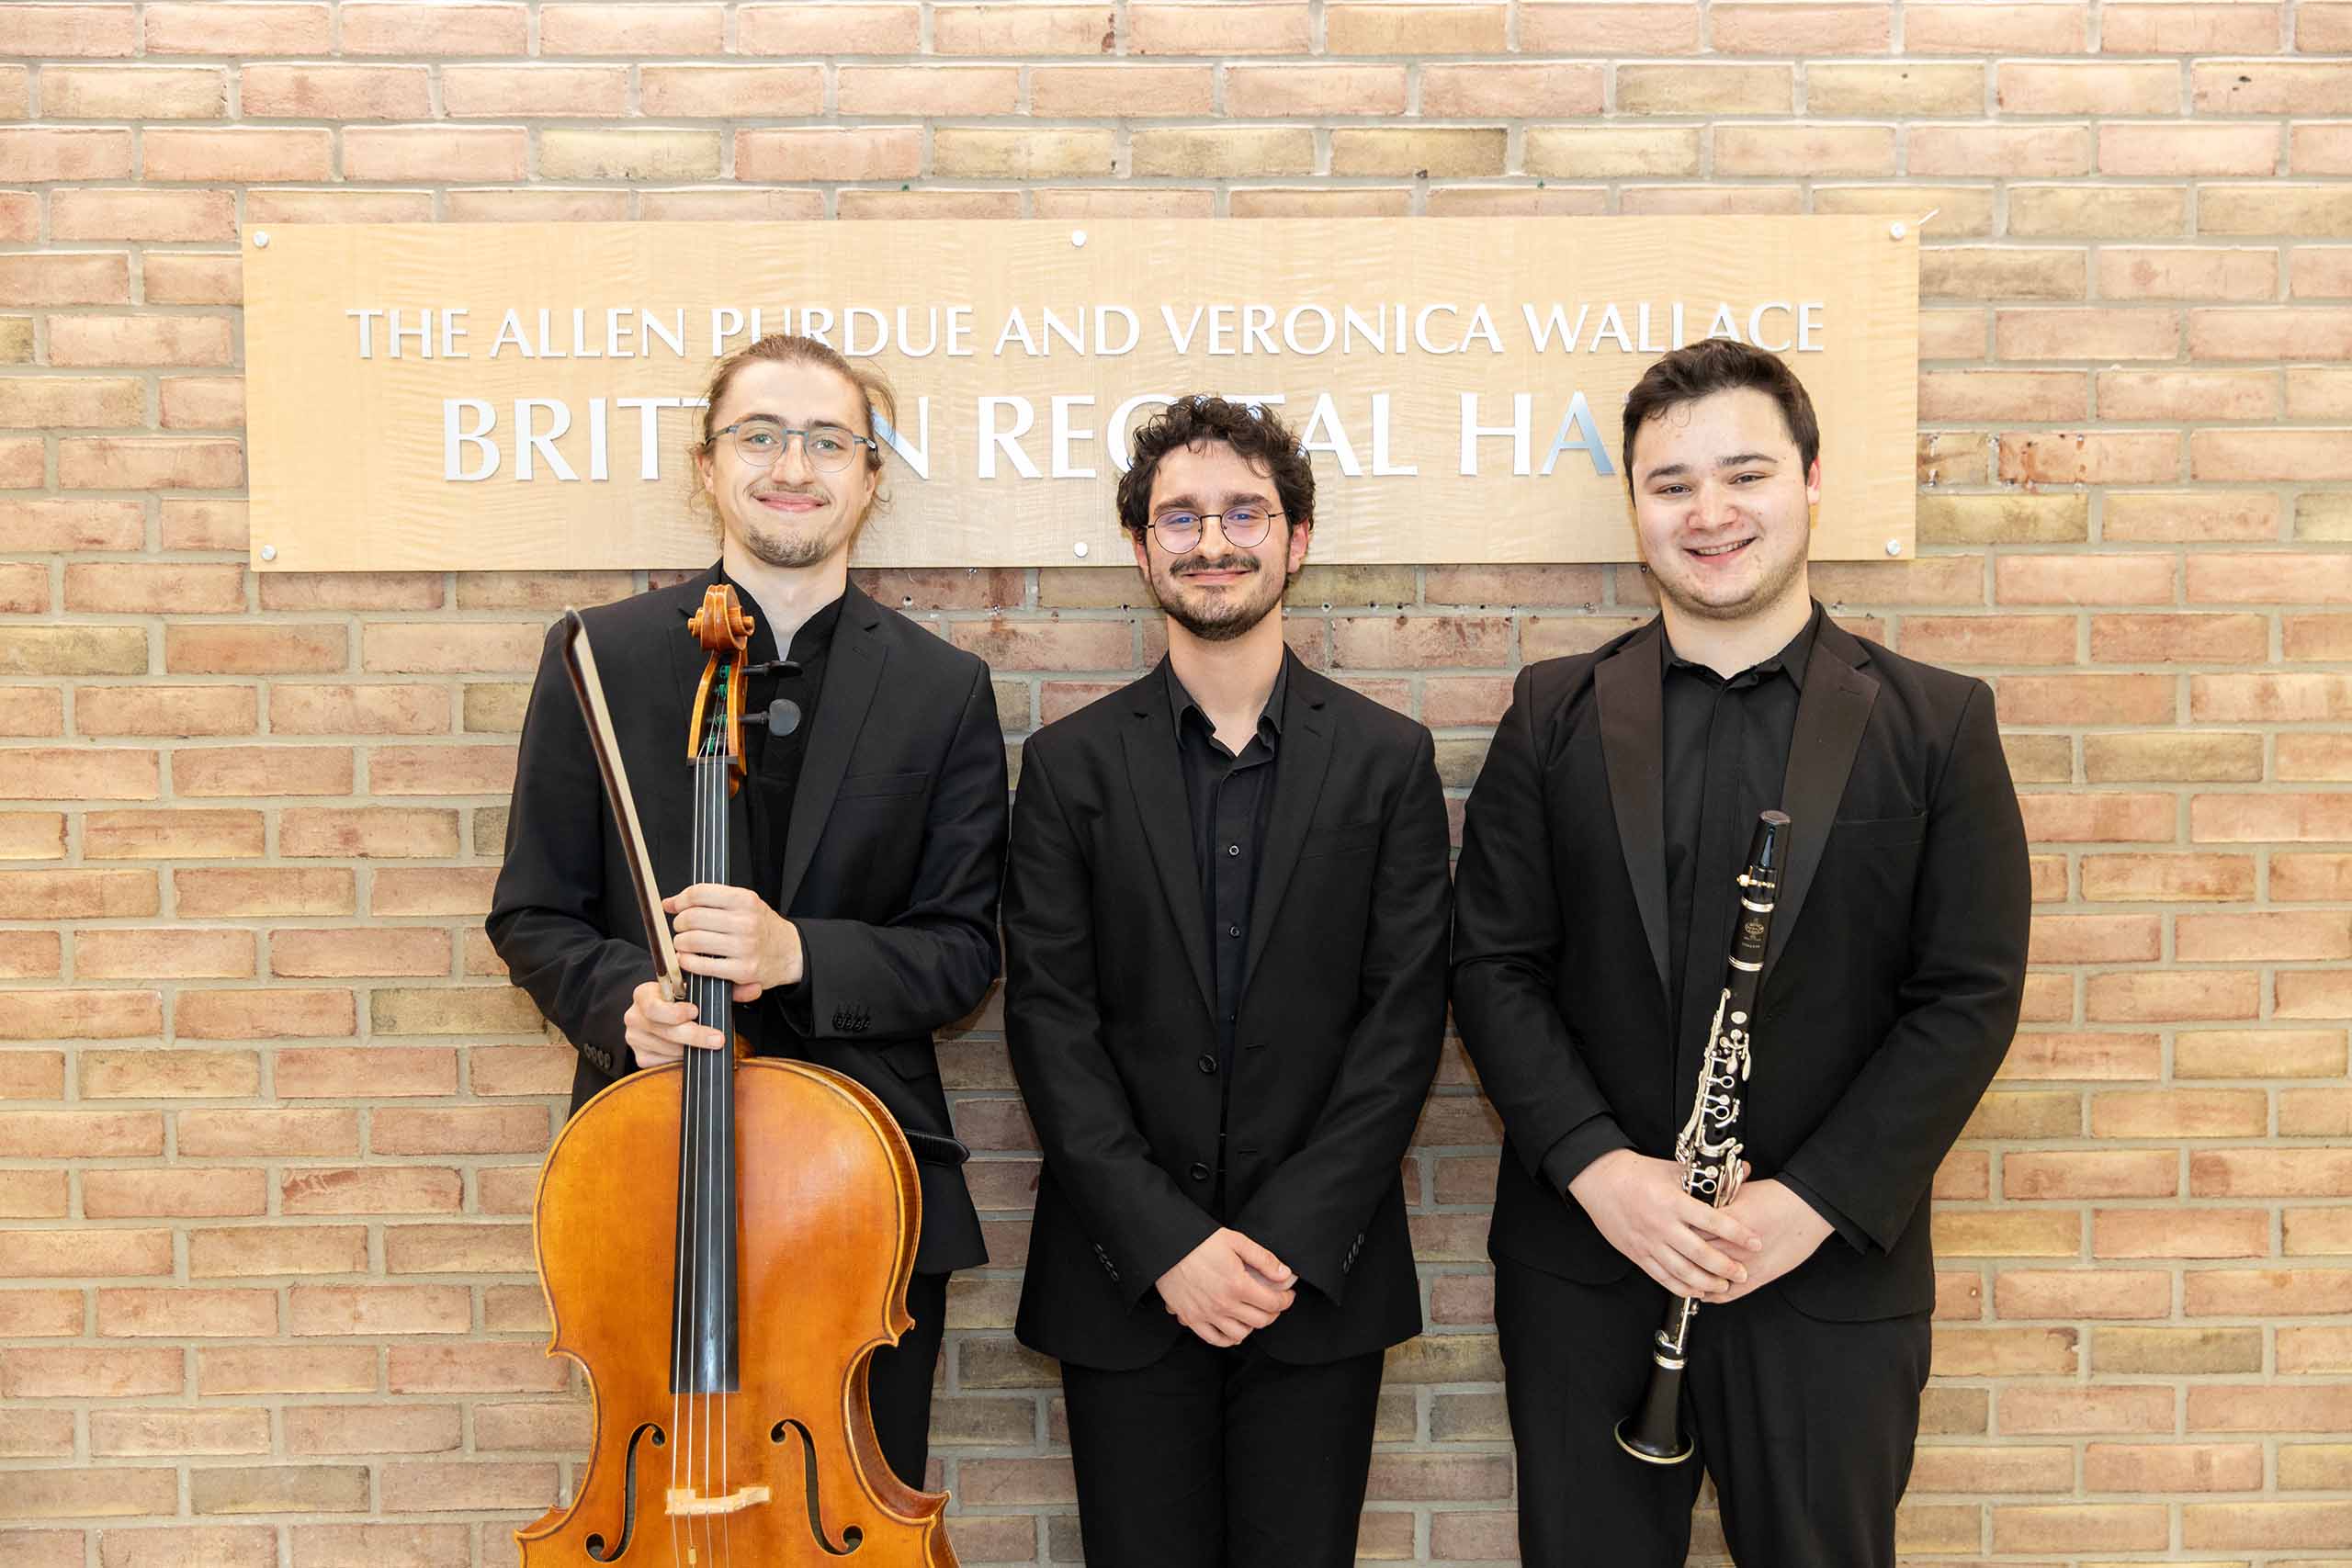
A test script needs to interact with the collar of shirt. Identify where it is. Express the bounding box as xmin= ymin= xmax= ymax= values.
xmin=715 ymin=563 xmax=845 ymax=671
xmin=1661 ymin=599 xmax=1823 ymax=692
xmin=1165 ymin=650 xmax=1289 ymax=758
